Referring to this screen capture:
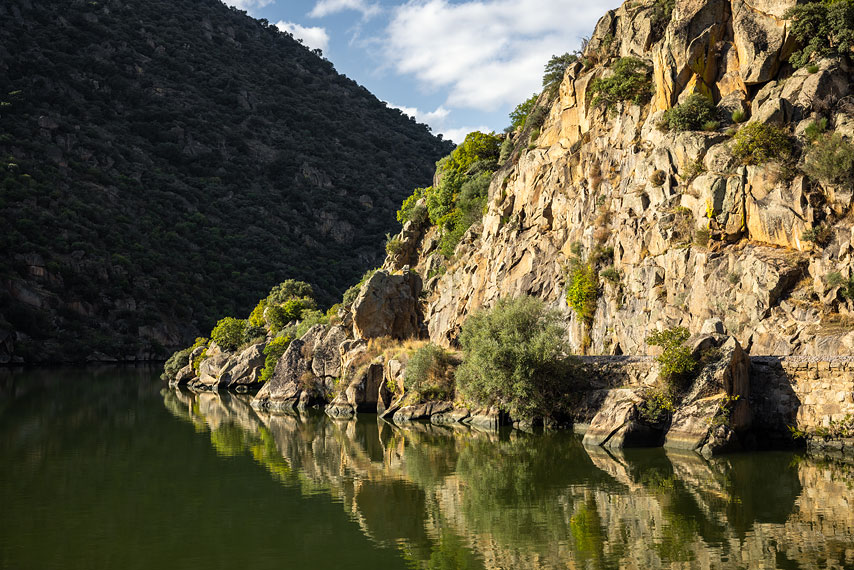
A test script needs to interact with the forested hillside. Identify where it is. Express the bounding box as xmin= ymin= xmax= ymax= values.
xmin=0 ymin=0 xmax=452 ymax=363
